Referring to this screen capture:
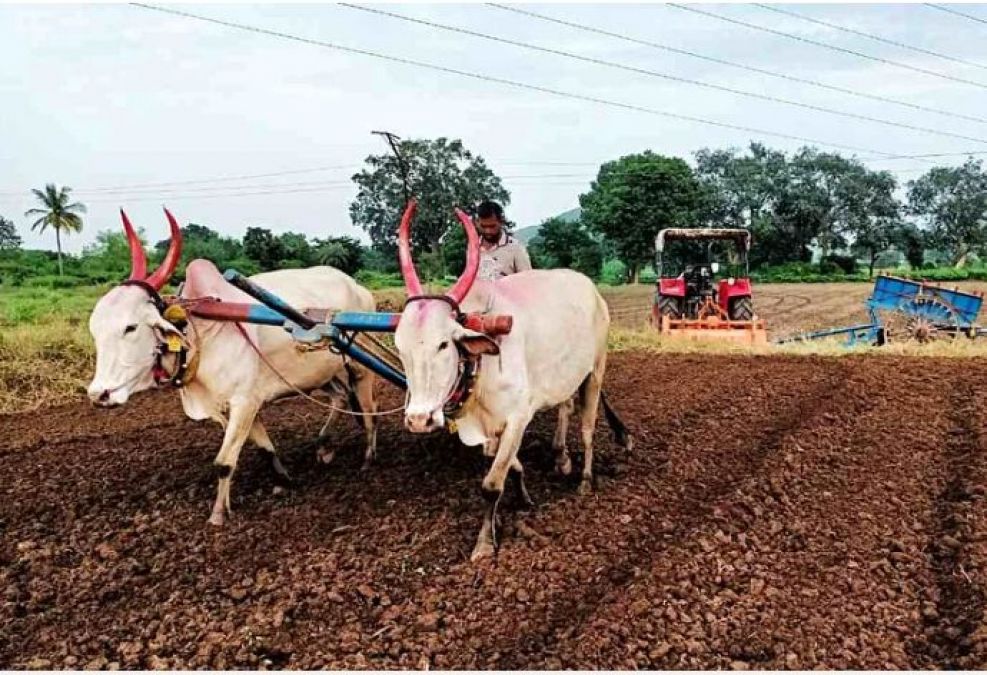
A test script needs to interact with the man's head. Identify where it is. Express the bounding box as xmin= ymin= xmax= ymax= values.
xmin=476 ymin=200 xmax=505 ymax=244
